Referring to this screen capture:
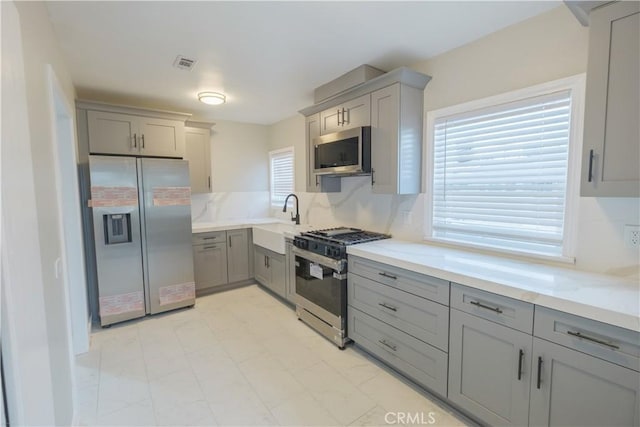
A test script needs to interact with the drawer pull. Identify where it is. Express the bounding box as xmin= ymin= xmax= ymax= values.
xmin=536 ymin=356 xmax=543 ymax=389
xmin=517 ymin=349 xmax=524 ymax=381
xmin=202 ymin=236 xmax=220 ymax=240
xmin=378 ymin=272 xmax=397 ymax=280
xmin=378 ymin=339 xmax=397 ymax=352
xmin=203 ymin=245 xmax=217 ymax=250
xmin=567 ymin=330 xmax=619 ymax=350
xmin=378 ymin=302 xmax=398 ymax=312
xmin=469 ymin=300 xmax=503 ymax=314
